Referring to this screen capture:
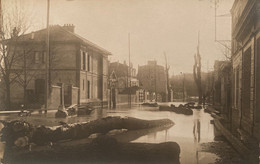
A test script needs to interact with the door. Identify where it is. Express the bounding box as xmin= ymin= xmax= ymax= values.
xmin=35 ymin=79 xmax=45 ymax=105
